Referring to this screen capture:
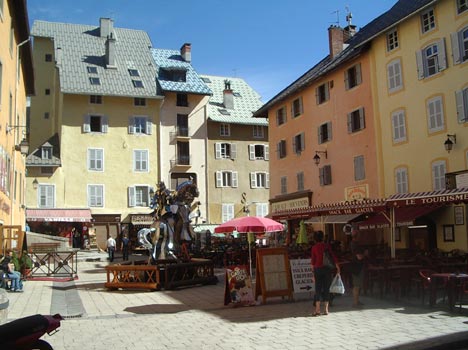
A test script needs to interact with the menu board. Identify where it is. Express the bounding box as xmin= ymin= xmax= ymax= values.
xmin=255 ymin=248 xmax=293 ymax=303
